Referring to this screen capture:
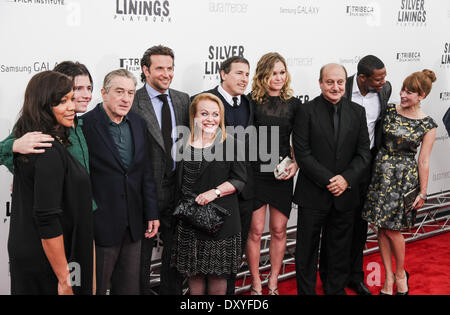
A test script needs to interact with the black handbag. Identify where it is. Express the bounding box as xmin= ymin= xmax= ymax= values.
xmin=173 ymin=192 xmax=231 ymax=235
xmin=403 ymin=186 xmax=420 ymax=214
